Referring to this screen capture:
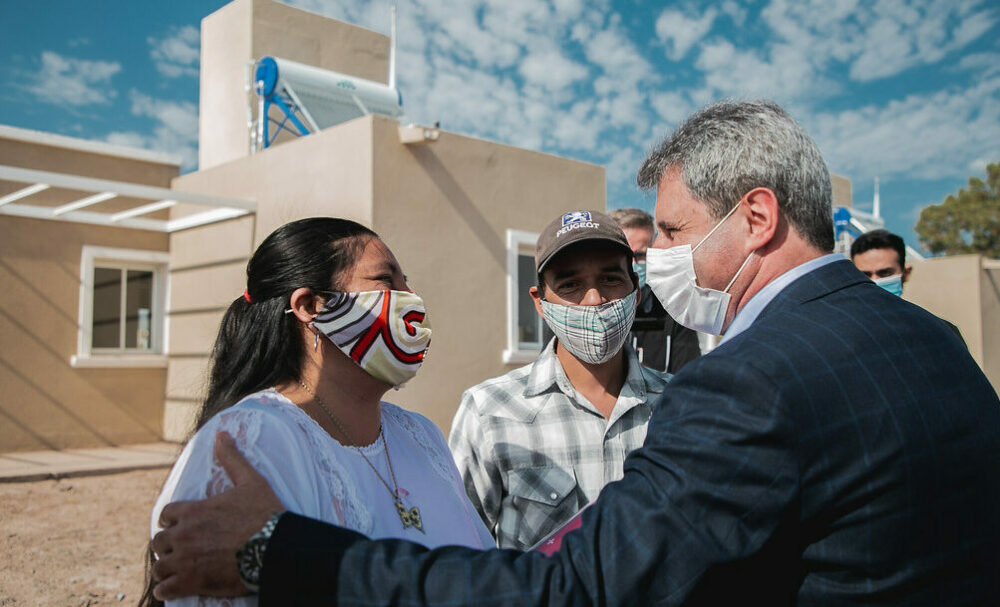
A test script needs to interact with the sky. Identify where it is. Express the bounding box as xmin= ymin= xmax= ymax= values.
xmin=1 ymin=0 xmax=998 ymax=254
